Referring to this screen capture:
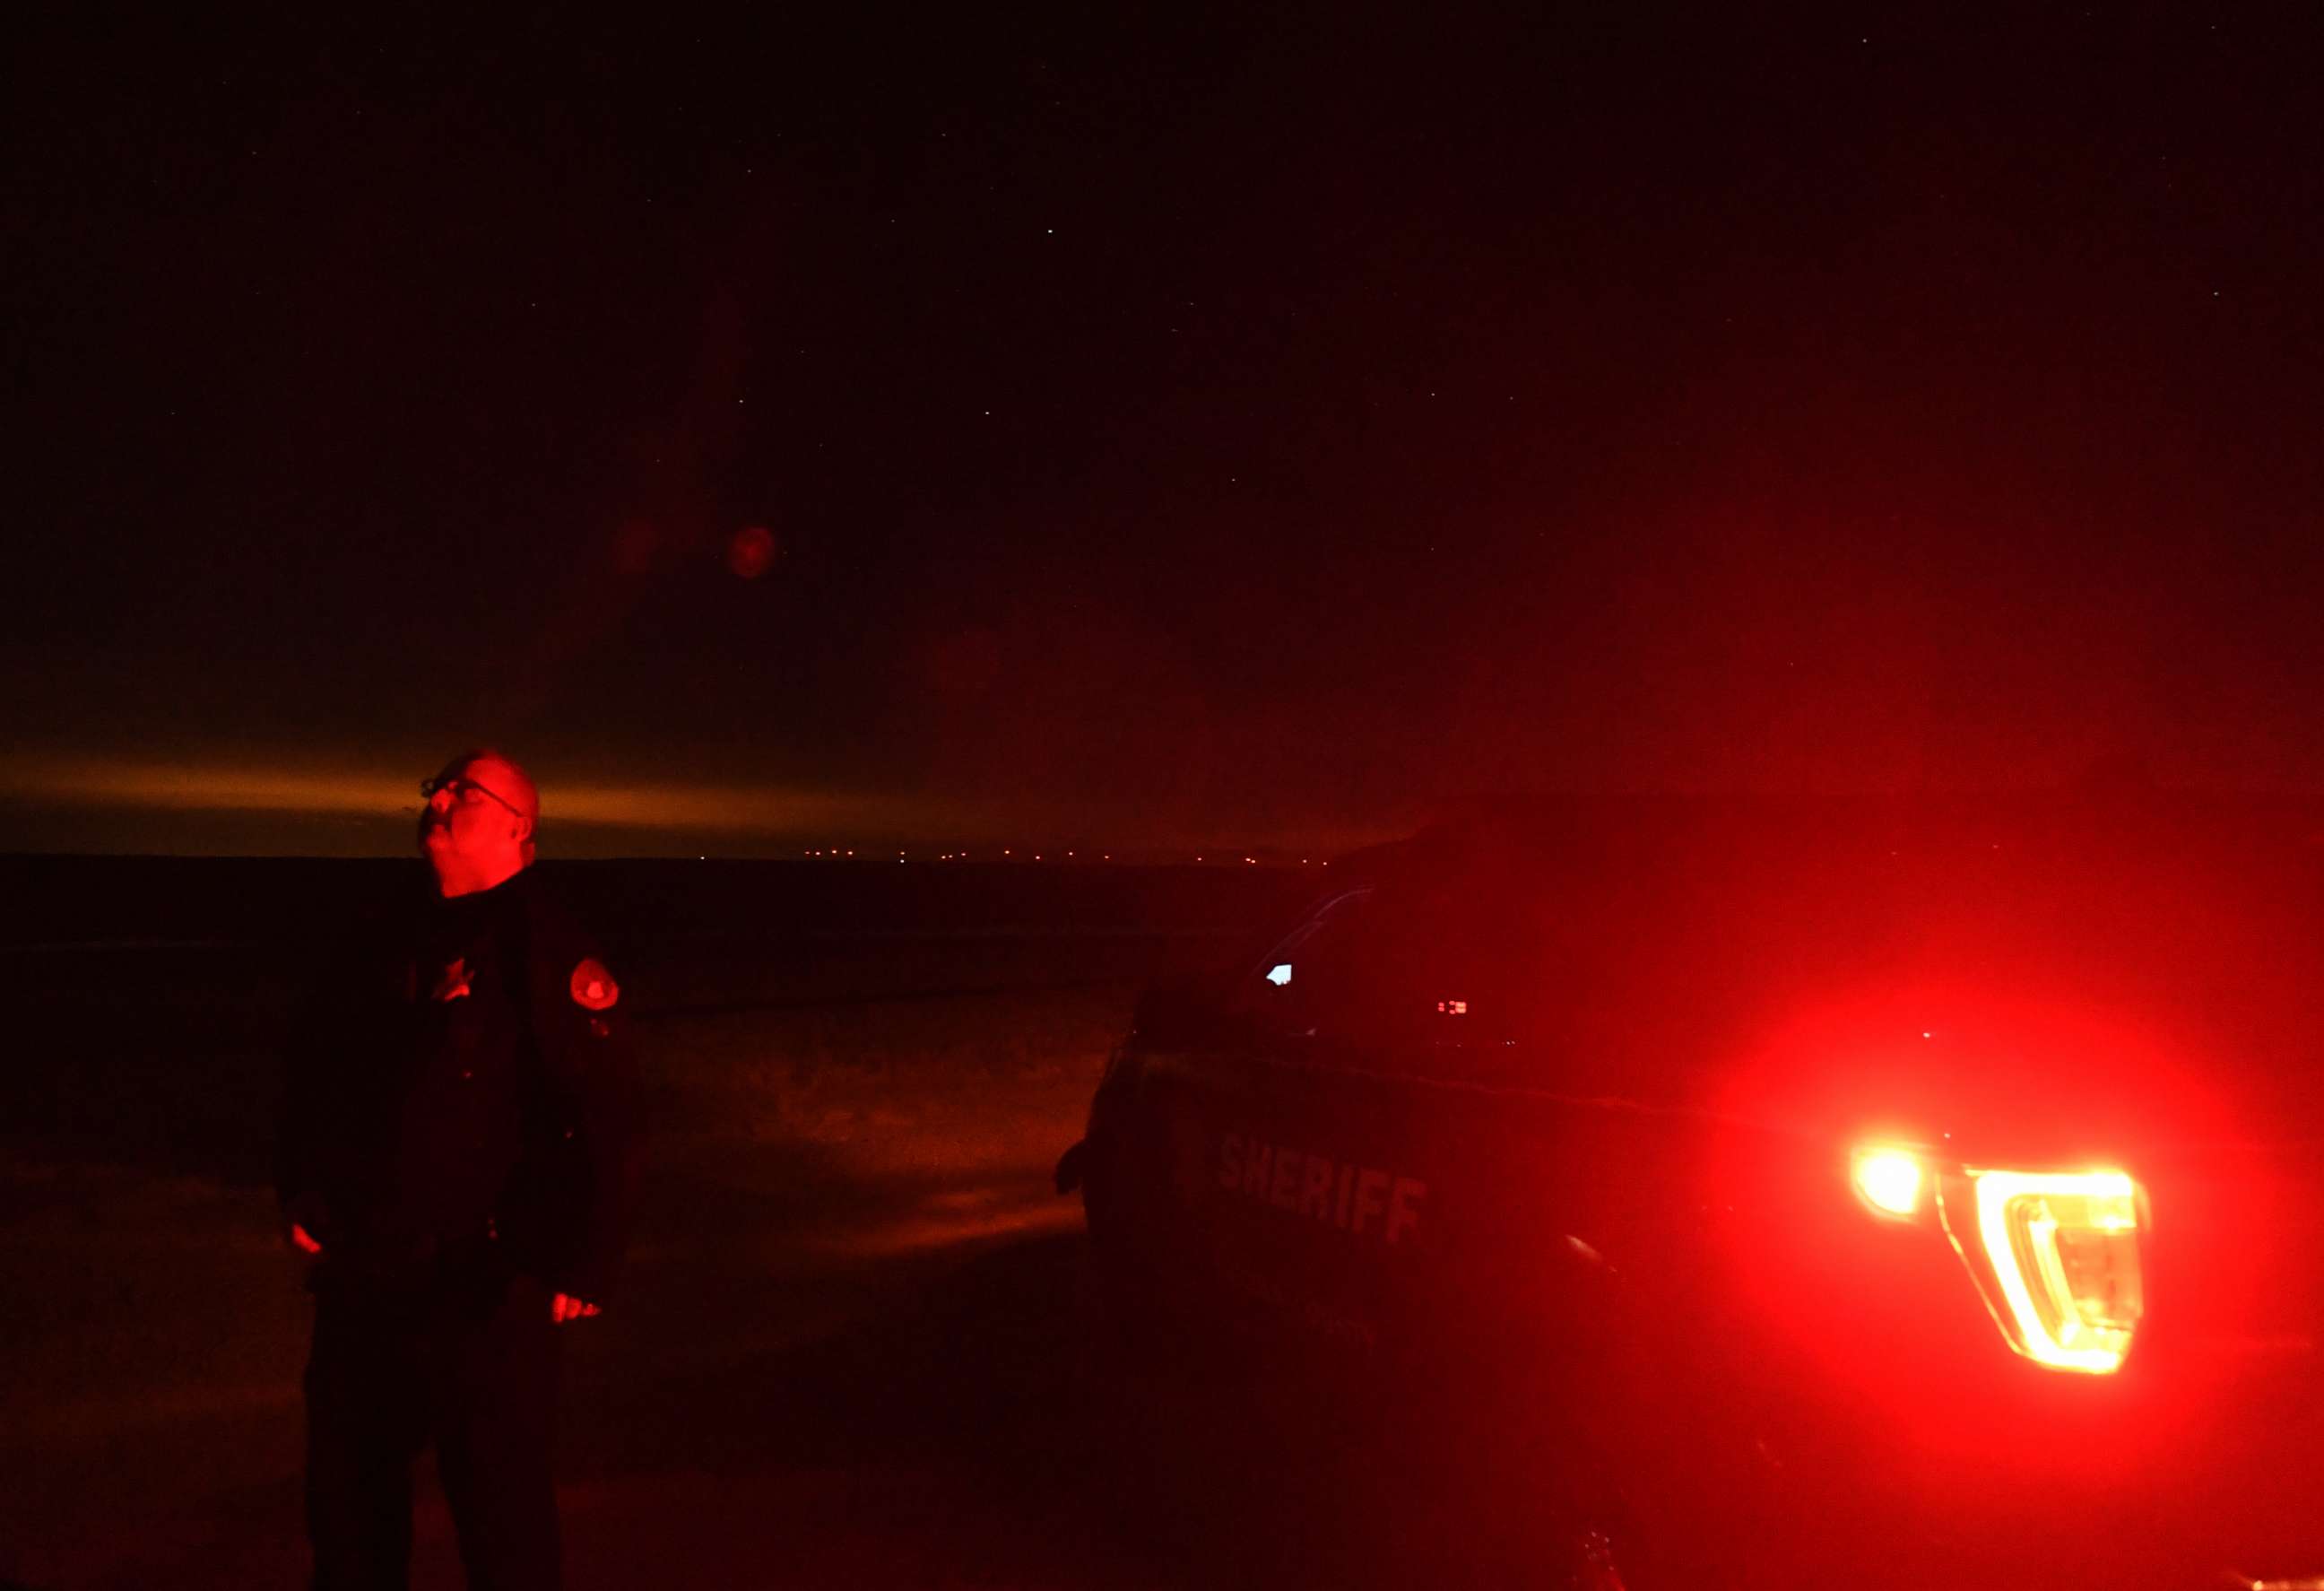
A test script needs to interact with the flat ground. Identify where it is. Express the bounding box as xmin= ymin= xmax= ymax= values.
xmin=0 ymin=863 xmax=1366 ymax=1591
